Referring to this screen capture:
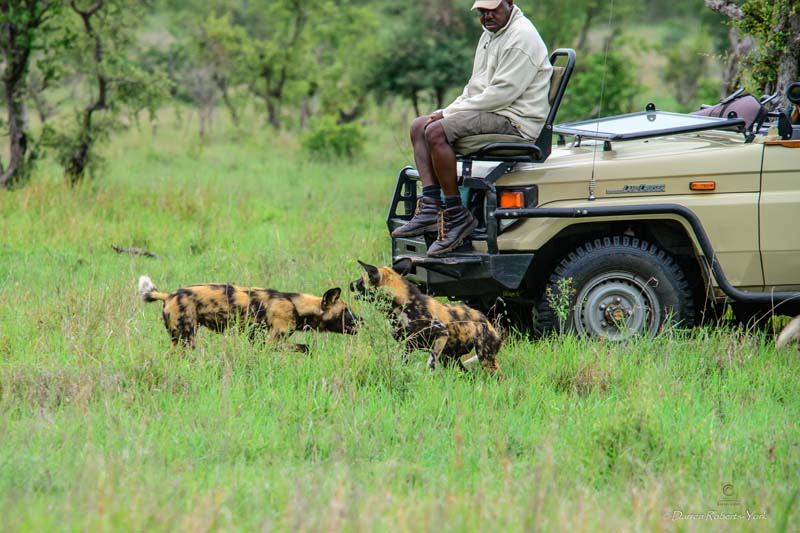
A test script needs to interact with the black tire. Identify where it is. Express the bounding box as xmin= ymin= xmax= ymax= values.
xmin=535 ymin=236 xmax=695 ymax=340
